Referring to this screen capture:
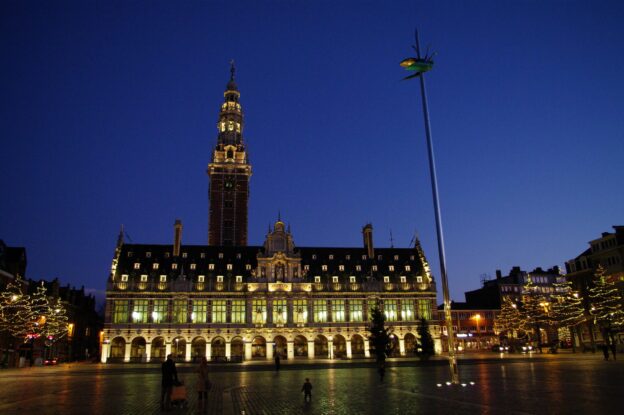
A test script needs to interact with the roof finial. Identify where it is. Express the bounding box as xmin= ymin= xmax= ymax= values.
xmin=278 ymin=210 xmax=281 ymax=222
xmin=230 ymin=59 xmax=236 ymax=81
